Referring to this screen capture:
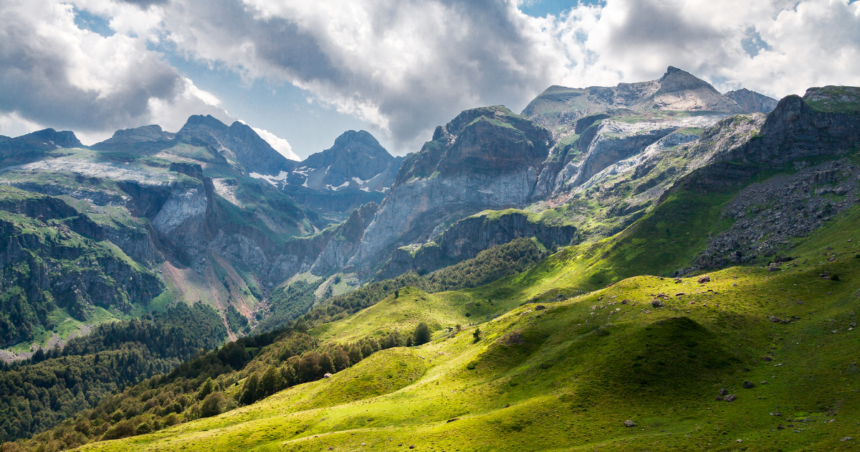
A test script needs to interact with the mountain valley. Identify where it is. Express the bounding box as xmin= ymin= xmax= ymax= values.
xmin=1 ymin=67 xmax=859 ymax=451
